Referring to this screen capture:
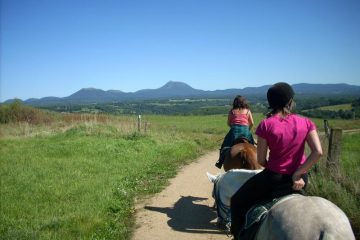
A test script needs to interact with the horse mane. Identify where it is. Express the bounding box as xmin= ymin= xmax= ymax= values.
xmin=224 ymin=142 xmax=262 ymax=171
